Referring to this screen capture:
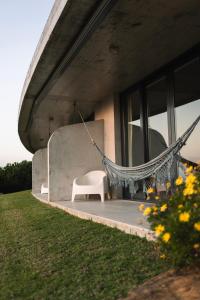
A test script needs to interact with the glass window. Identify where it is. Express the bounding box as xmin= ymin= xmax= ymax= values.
xmin=121 ymin=52 xmax=200 ymax=200
xmin=127 ymin=90 xmax=144 ymax=166
xmin=146 ymin=77 xmax=168 ymax=160
xmin=175 ymin=58 xmax=200 ymax=163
